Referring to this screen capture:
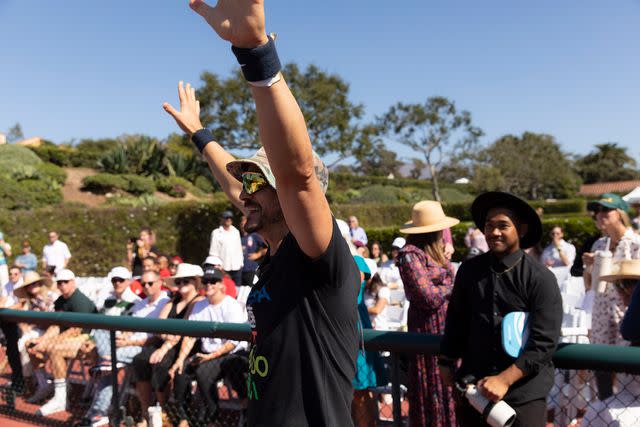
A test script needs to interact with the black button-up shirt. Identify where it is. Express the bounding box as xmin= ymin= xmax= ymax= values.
xmin=441 ymin=249 xmax=562 ymax=405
